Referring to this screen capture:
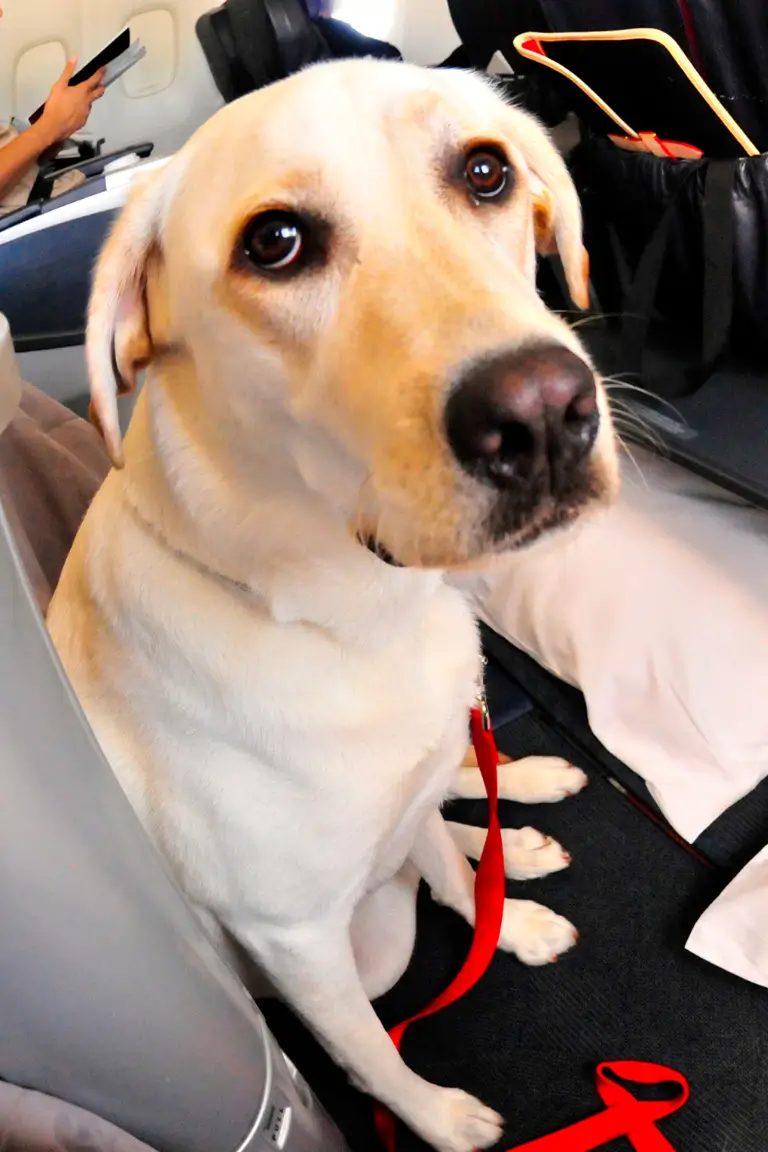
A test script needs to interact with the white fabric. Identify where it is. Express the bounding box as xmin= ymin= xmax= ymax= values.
xmin=687 ymin=846 xmax=768 ymax=988
xmin=451 ymin=446 xmax=768 ymax=984
xmin=454 ymin=447 xmax=768 ymax=841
